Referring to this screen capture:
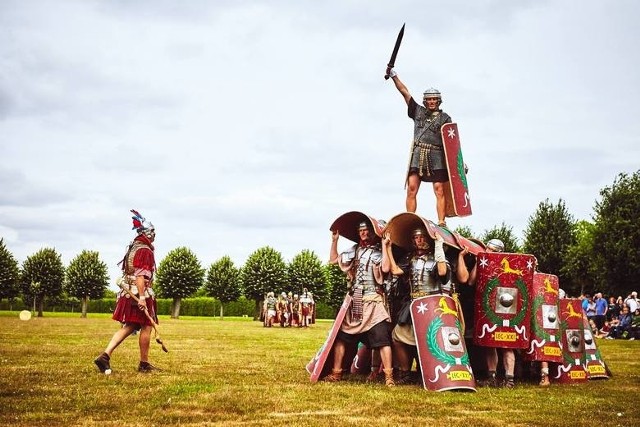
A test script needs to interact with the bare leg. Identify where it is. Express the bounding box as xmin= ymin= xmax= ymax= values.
xmin=432 ymin=182 xmax=446 ymax=224
xmin=405 ymin=174 xmax=421 ymax=213
xmin=503 ymin=349 xmax=515 ymax=377
xmin=379 ymin=345 xmax=395 ymax=386
xmin=392 ymin=341 xmax=412 ymax=371
xmin=331 ymin=340 xmax=346 ymax=372
xmin=486 ymin=347 xmax=498 ymax=373
xmin=104 ymin=324 xmax=136 ymax=356
xmin=138 ymin=325 xmax=152 ymax=363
